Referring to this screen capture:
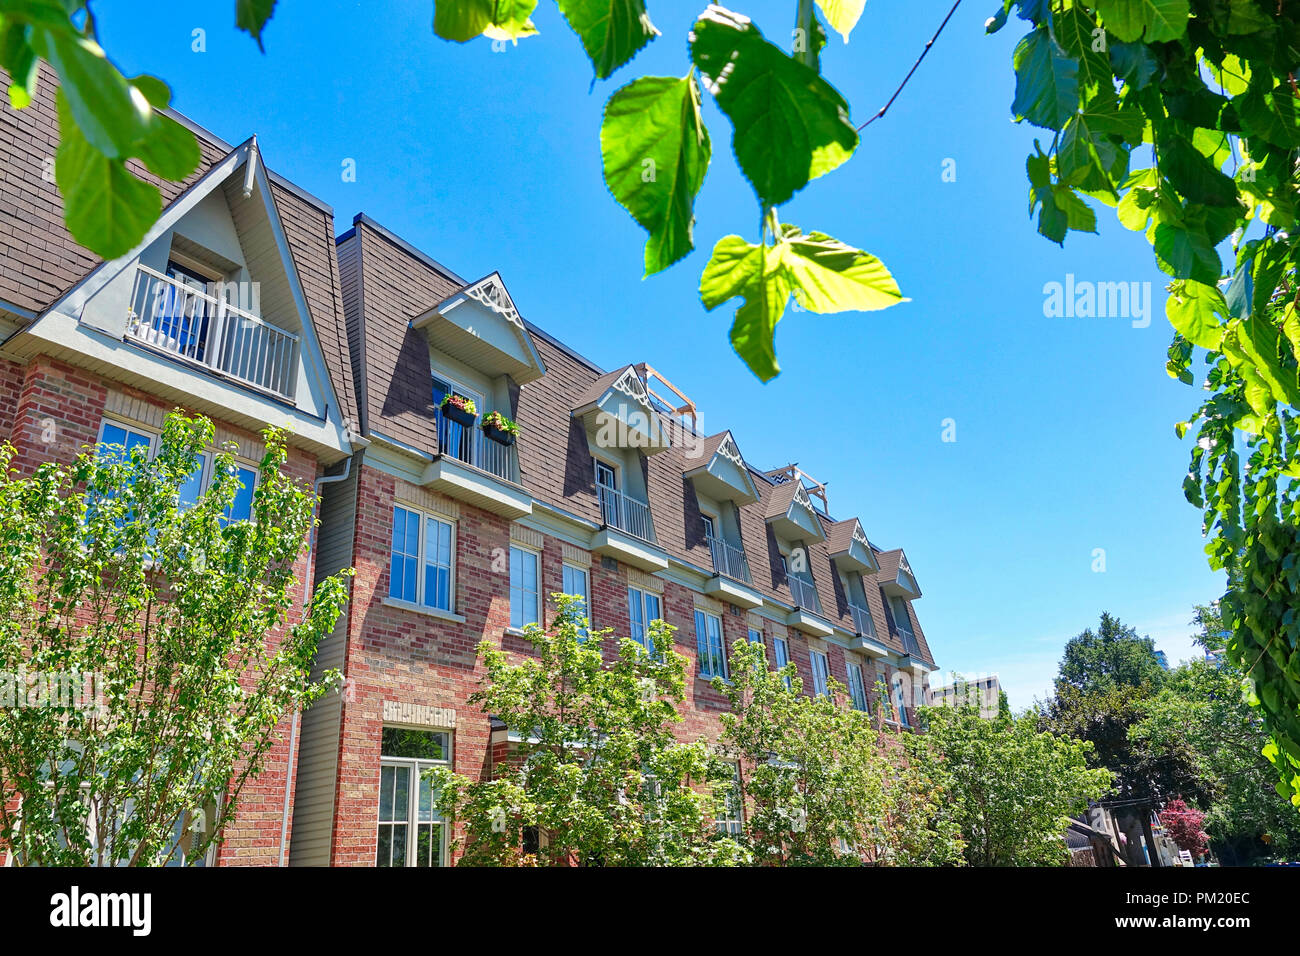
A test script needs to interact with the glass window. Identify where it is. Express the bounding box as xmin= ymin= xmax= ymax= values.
xmin=628 ymin=586 xmax=661 ymax=654
xmin=810 ymin=650 xmax=830 ymax=698
xmin=847 ymin=661 xmax=869 ymax=712
xmin=773 ymin=636 xmax=791 ymax=688
xmin=390 ymin=506 xmax=454 ymax=611
xmin=98 ymin=421 xmax=154 ymax=462
xmin=701 ymin=514 xmax=716 ymax=540
xmin=715 ymin=764 xmax=743 ymax=836
xmin=694 ymin=609 xmax=727 ymax=679
xmin=221 ymin=463 xmax=257 ymax=525
xmin=510 ymin=545 xmax=539 ymax=628
xmin=377 ymin=728 xmax=450 ymax=867
xmin=177 ymin=453 xmax=208 ymax=511
xmin=561 ymin=562 xmax=589 ymax=637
